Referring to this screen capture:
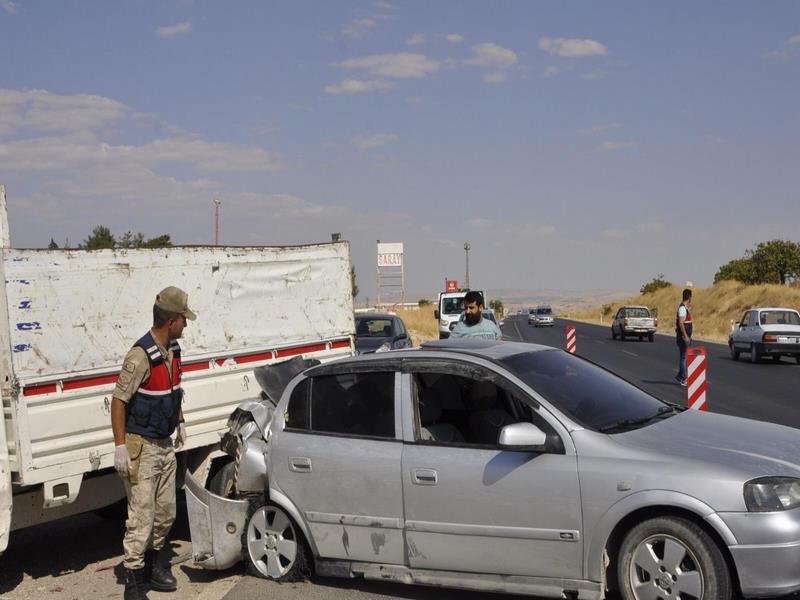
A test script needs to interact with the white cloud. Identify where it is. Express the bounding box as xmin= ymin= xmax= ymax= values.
xmin=341 ymin=17 xmax=377 ymax=38
xmin=601 ymin=140 xmax=637 ymax=151
xmin=157 ymin=22 xmax=192 ymax=39
xmin=374 ymin=1 xmax=396 ymax=9
xmin=483 ymin=71 xmax=507 ymax=84
xmin=464 ymin=43 xmax=518 ymax=68
xmin=0 ymin=0 xmax=16 ymax=15
xmin=579 ymin=122 xmax=621 ymax=135
xmin=0 ymin=89 xmax=129 ymax=136
xmin=406 ymin=34 xmax=425 ymax=46
xmin=789 ymin=34 xmax=800 ymax=45
xmin=764 ymin=50 xmax=789 ymax=60
xmin=338 ymin=53 xmax=440 ymax=78
xmin=581 ymin=70 xmax=606 ymax=80
xmin=352 ymin=133 xmax=398 ymax=150
xmin=324 ymin=78 xmax=395 ymax=95
xmin=446 ymin=33 xmax=464 ymax=43
xmin=538 ymin=36 xmax=608 ymax=58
